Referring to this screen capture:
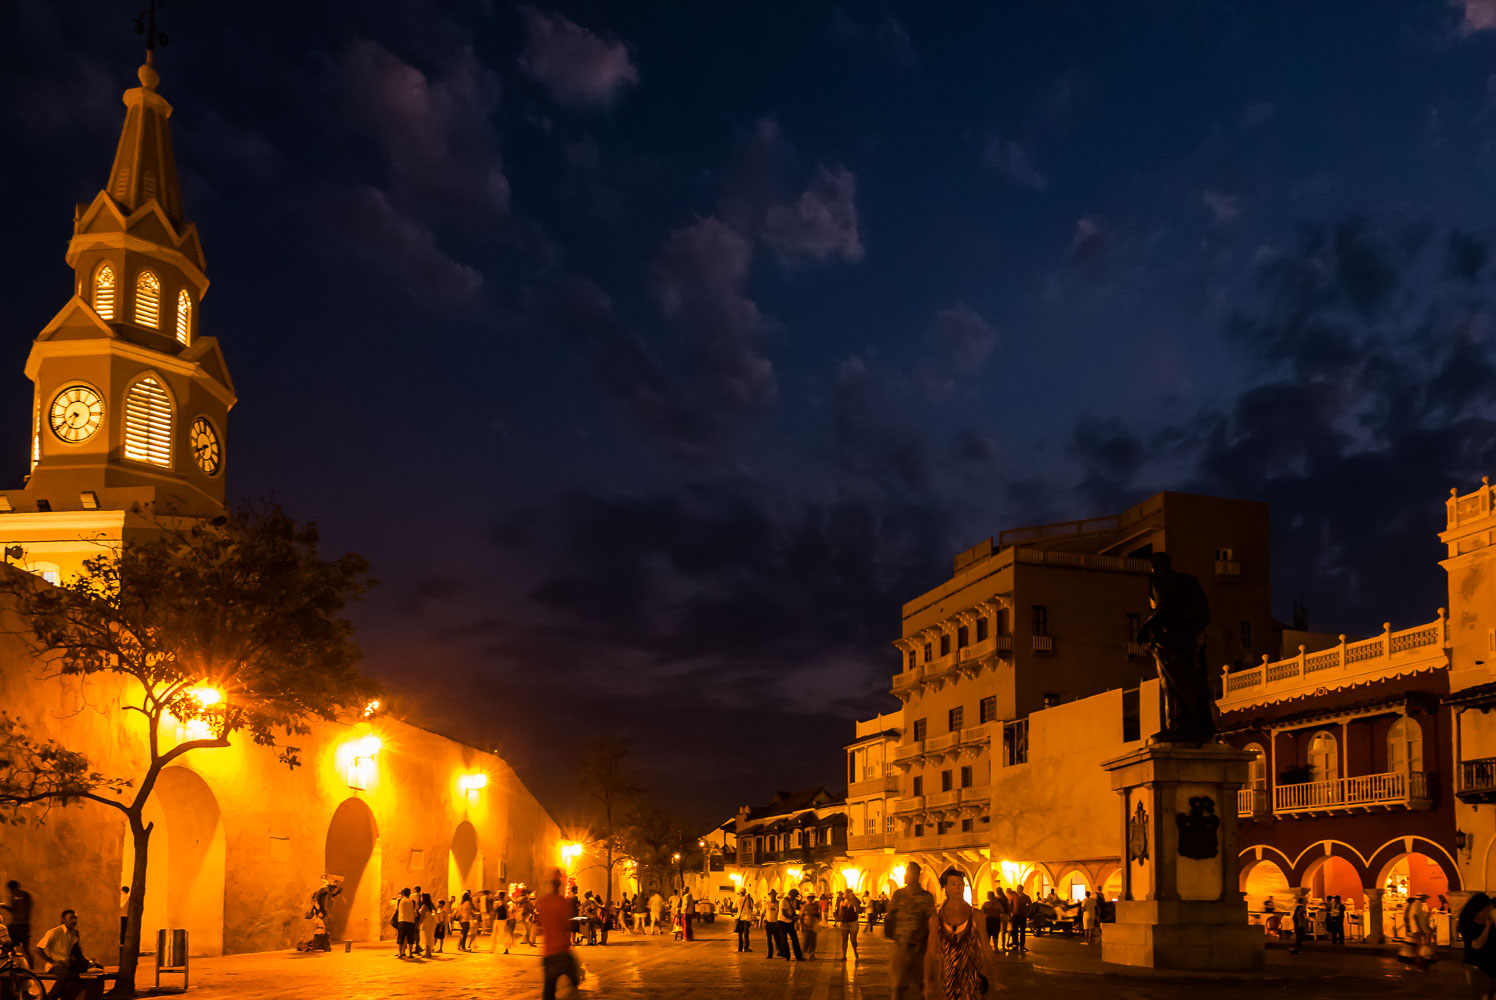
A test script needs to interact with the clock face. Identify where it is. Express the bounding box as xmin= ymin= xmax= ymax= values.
xmin=49 ymin=385 xmax=104 ymax=443
xmin=190 ymin=417 xmax=221 ymax=475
